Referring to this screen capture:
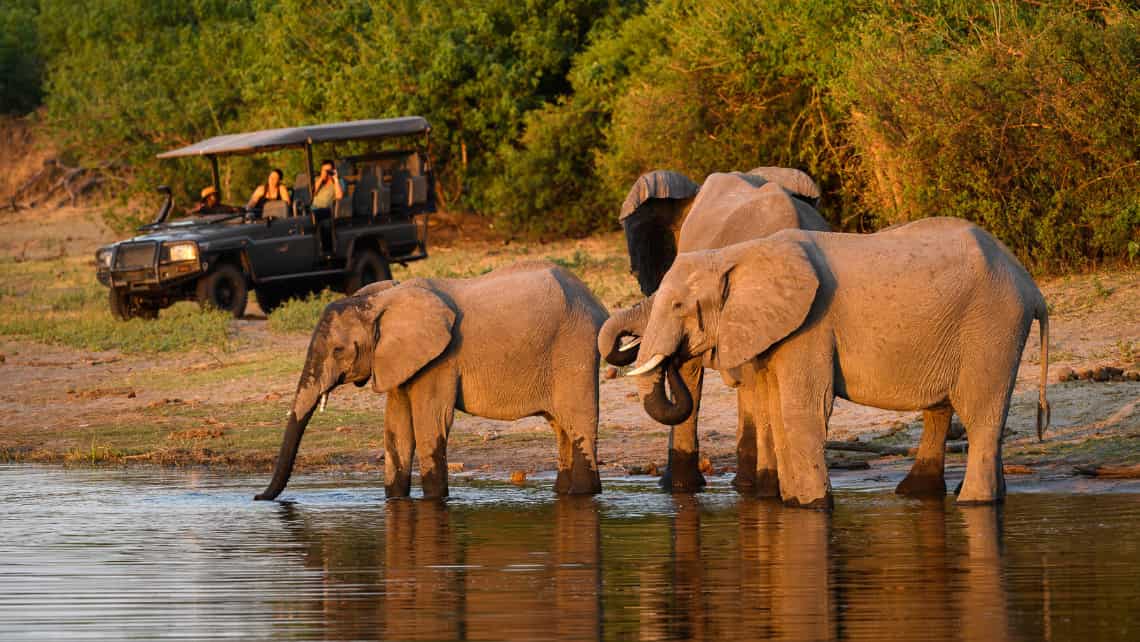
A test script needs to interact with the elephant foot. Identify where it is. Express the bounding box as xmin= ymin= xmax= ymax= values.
xmin=555 ymin=468 xmax=602 ymax=495
xmin=783 ymin=492 xmax=833 ymax=510
xmin=753 ymin=468 xmax=781 ymax=498
xmin=731 ymin=473 xmax=755 ymax=493
xmin=420 ymin=471 xmax=449 ymax=499
xmin=895 ymin=471 xmax=947 ymax=498
xmin=732 ymin=468 xmax=781 ymax=498
xmin=660 ymin=451 xmax=706 ymax=493
xmin=385 ymin=477 xmax=412 ymax=498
